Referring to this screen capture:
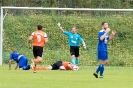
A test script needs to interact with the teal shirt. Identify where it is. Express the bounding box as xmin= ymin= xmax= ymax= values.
xmin=64 ymin=31 xmax=83 ymax=46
